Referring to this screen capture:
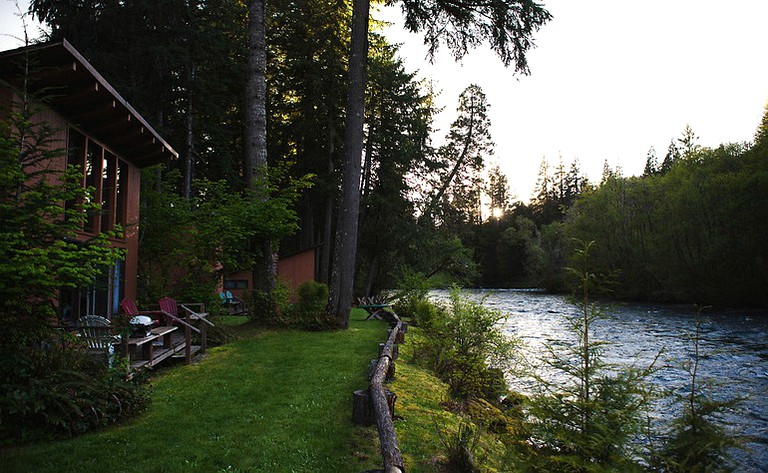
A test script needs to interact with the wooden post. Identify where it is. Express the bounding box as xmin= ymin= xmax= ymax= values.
xmin=388 ymin=328 xmax=405 ymax=344
xmin=184 ymin=315 xmax=192 ymax=364
xmin=200 ymin=322 xmax=207 ymax=354
xmin=379 ymin=342 xmax=398 ymax=360
xmin=352 ymin=389 xmax=374 ymax=425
